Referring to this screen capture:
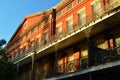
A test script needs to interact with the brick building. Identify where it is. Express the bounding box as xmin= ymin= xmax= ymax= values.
xmin=6 ymin=0 xmax=120 ymax=80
